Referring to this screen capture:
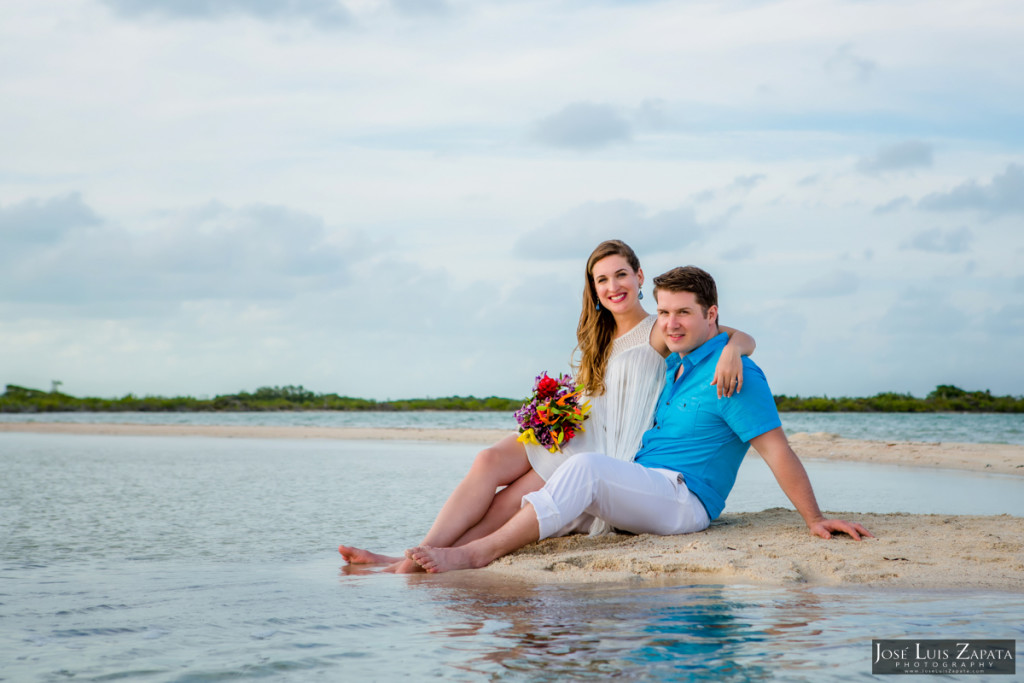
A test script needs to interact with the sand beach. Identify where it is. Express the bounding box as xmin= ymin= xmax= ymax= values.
xmin=4 ymin=421 xmax=1022 ymax=591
